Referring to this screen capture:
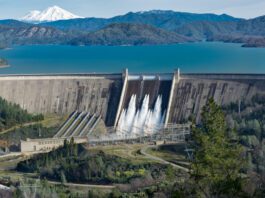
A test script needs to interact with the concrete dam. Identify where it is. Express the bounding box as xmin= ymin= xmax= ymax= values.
xmin=1 ymin=70 xmax=265 ymax=129
xmin=0 ymin=74 xmax=122 ymax=126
